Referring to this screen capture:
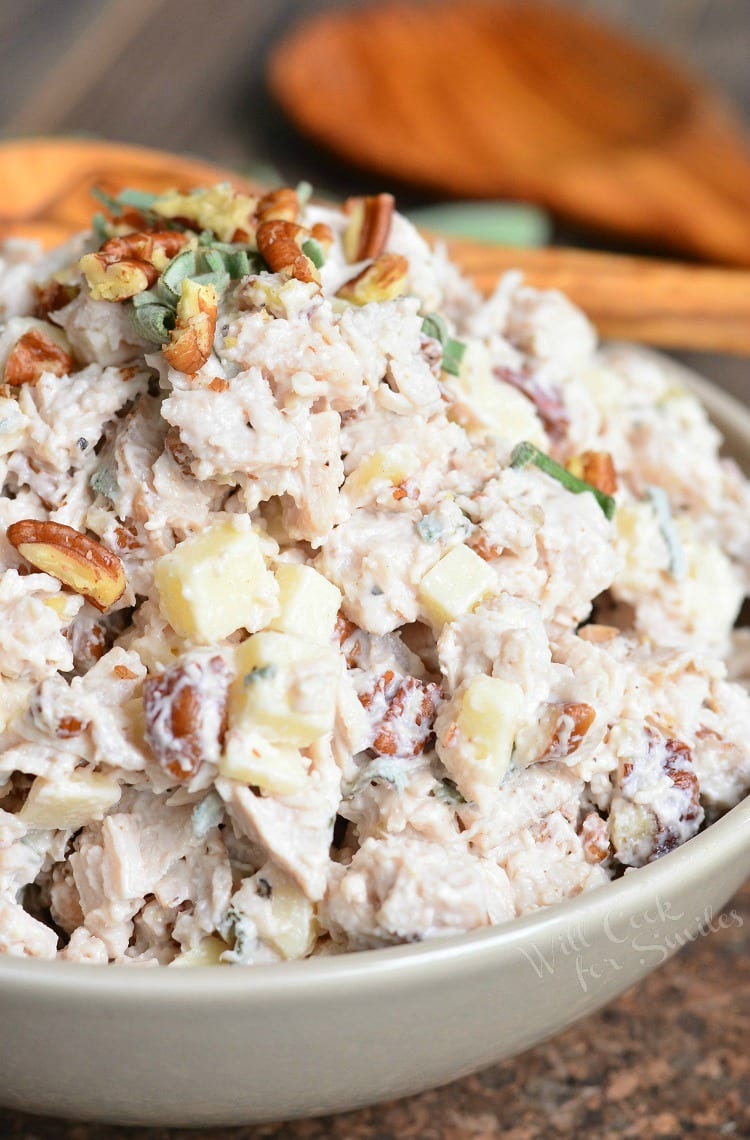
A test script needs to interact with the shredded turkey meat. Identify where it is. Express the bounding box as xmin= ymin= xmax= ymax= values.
xmin=0 ymin=182 xmax=749 ymax=966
